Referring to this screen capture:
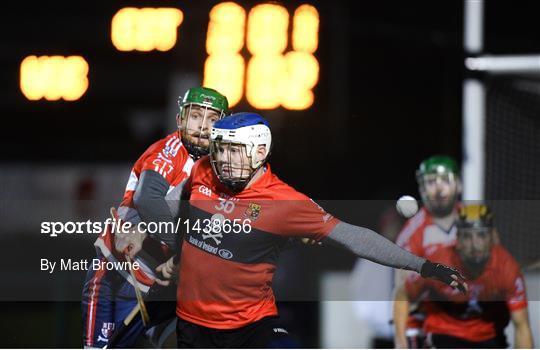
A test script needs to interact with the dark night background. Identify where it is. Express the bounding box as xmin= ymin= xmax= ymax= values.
xmin=1 ymin=0 xmax=540 ymax=348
